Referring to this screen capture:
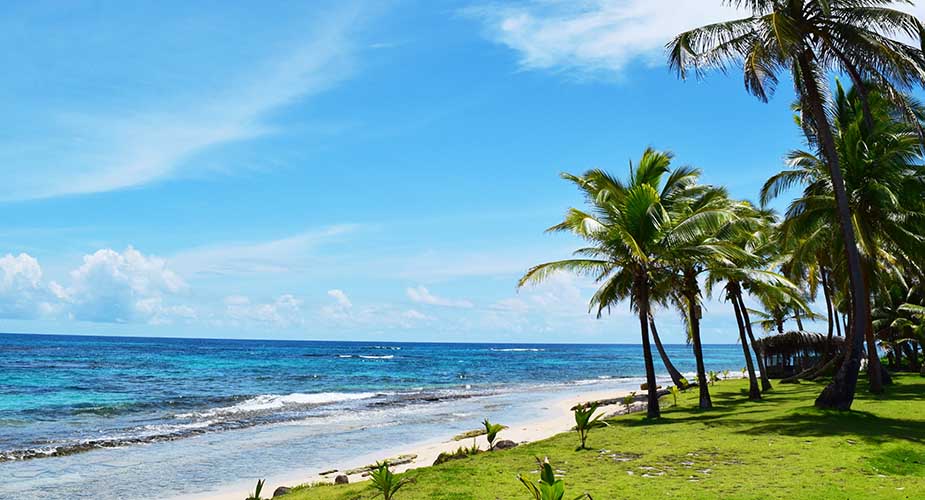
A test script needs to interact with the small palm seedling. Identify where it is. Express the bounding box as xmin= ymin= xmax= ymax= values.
xmin=519 ymin=457 xmax=592 ymax=500
xmin=709 ymin=371 xmax=720 ymax=385
xmin=245 ymin=479 xmax=266 ymax=500
xmin=669 ymin=385 xmax=681 ymax=406
xmin=573 ymin=403 xmax=608 ymax=450
xmin=621 ymin=392 xmax=636 ymax=414
xmin=483 ymin=418 xmax=505 ymax=451
xmin=741 ymin=367 xmax=747 ymax=378
xmin=722 ymin=369 xmax=730 ymax=380
xmin=369 ymin=462 xmax=412 ymax=500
